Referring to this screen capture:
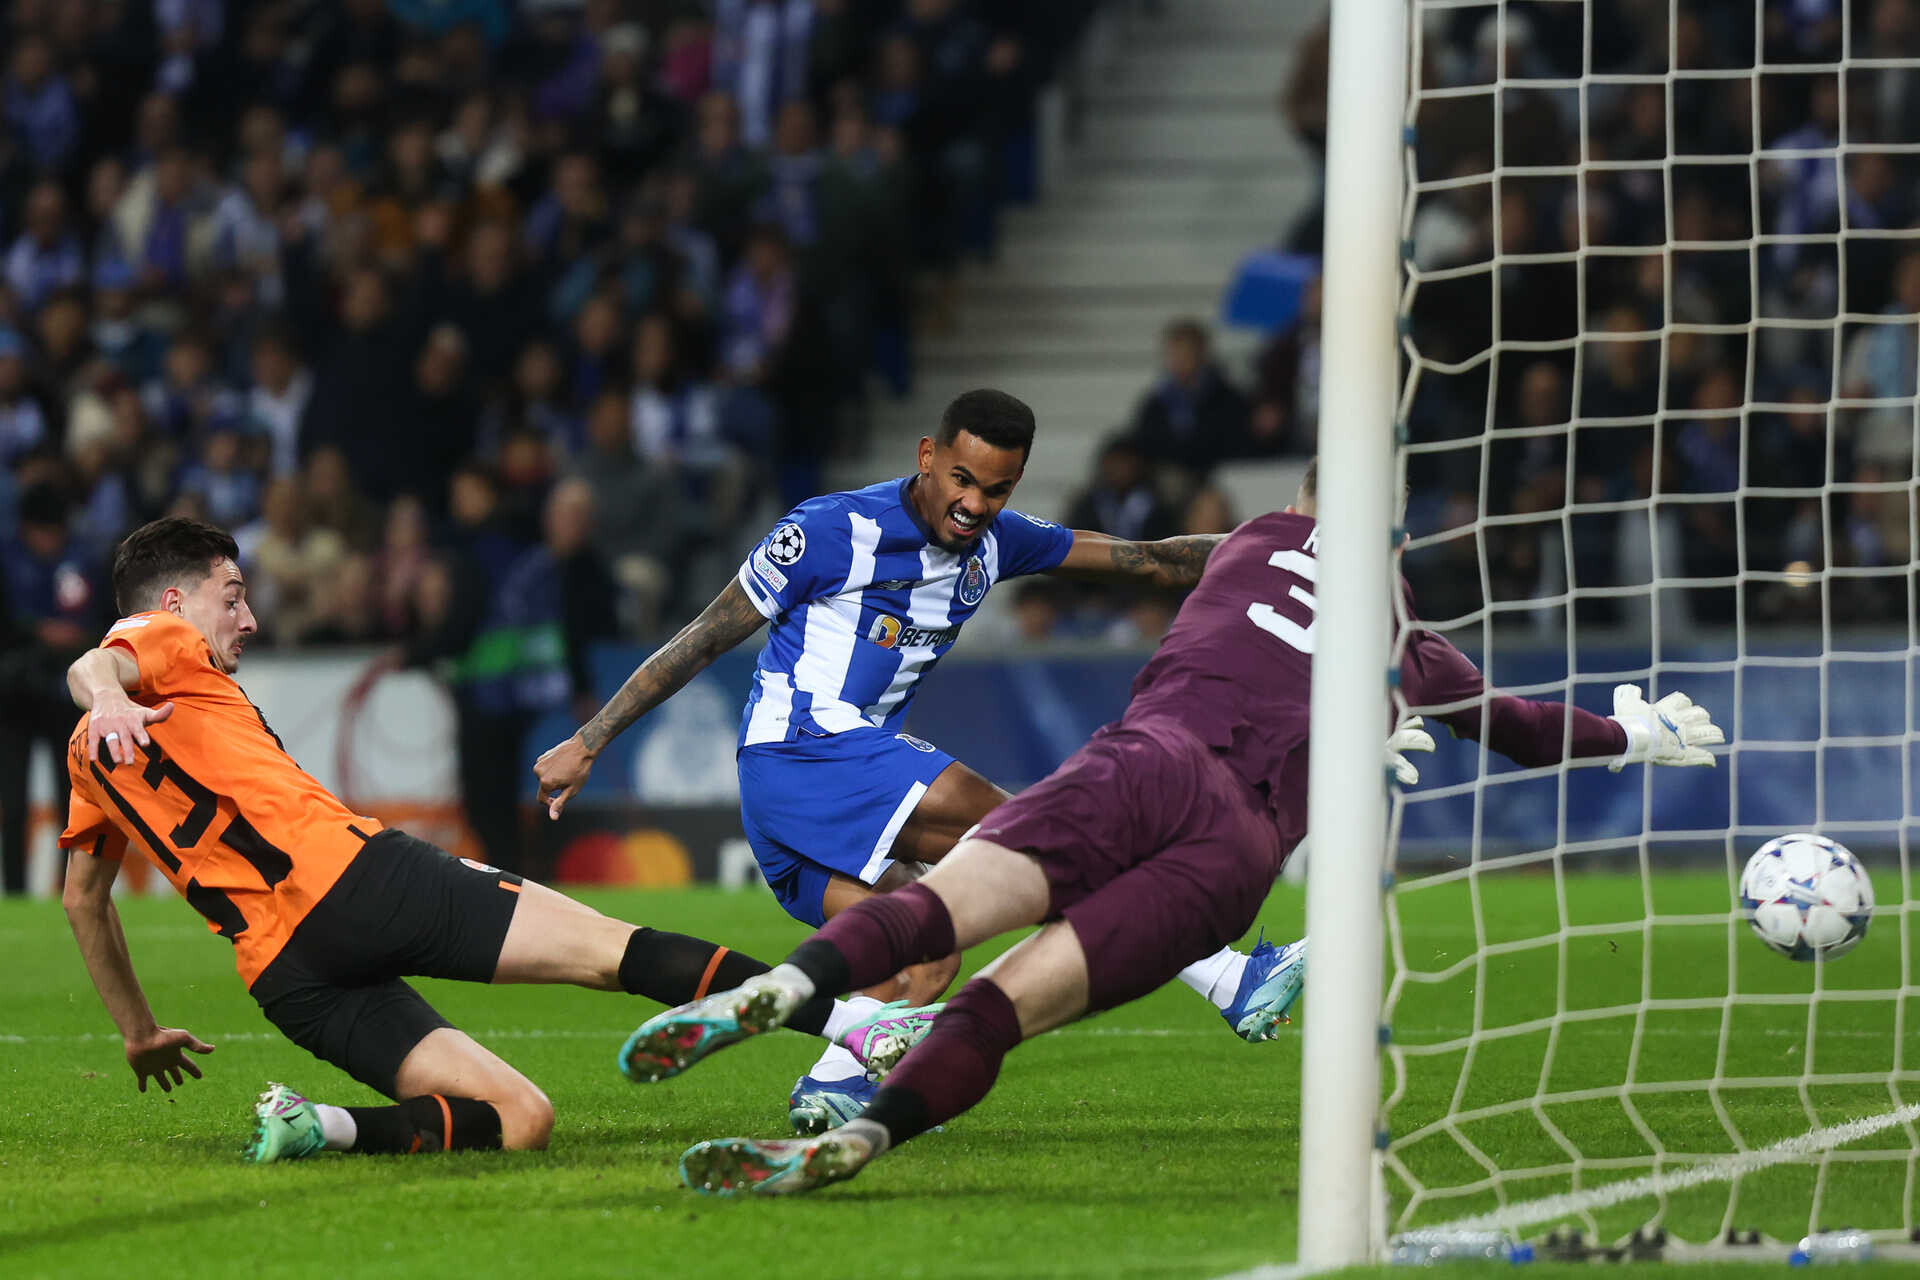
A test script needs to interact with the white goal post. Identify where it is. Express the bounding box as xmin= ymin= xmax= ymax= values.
xmin=1296 ymin=0 xmax=1408 ymax=1268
